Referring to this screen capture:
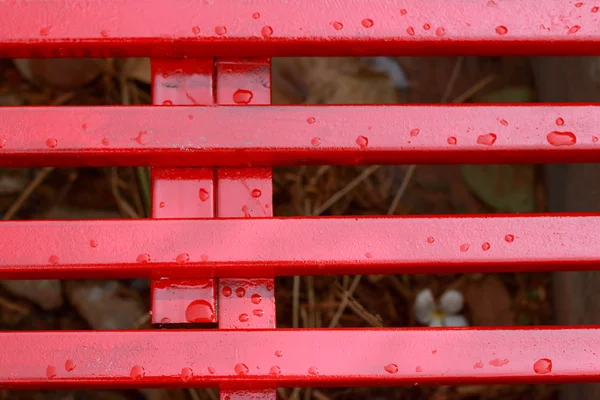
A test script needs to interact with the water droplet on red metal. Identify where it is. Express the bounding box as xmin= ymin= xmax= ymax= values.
xmin=473 ymin=361 xmax=484 ymax=369
xmin=275 ymin=350 xmax=283 ymax=357
xmin=199 ymin=188 xmax=210 ymax=202
xmin=311 ymin=137 xmax=322 ymax=147
xmin=239 ymin=313 xmax=249 ymax=322
xmin=594 ymin=136 xmax=599 ymax=143
xmin=130 ymin=365 xmax=145 ymax=380
xmin=332 ymin=21 xmax=343 ymax=30
xmin=533 ymin=358 xmax=552 ymax=374
xmin=188 ymin=114 xmax=194 ymax=120
xmin=267 ymin=282 xmax=274 ymax=291
xmin=46 ymin=365 xmax=57 ymax=379
xmin=477 ymin=133 xmax=497 ymax=146
xmin=364 ymin=251 xmax=374 ymax=259
xmin=65 ymin=360 xmax=76 ymax=372
xmin=251 ymin=294 xmax=262 ymax=304
xmin=101 ymin=137 xmax=110 ymax=146
xmin=161 ymin=317 xmax=170 ymax=324
xmin=261 ymin=25 xmax=273 ymax=38
xmin=100 ymin=30 xmax=110 ymax=38
xmin=137 ymin=253 xmax=150 ymax=263
xmin=496 ymin=26 xmax=508 ymax=35
xmin=253 ymin=309 xmax=264 ymax=317
xmin=233 ymin=89 xmax=253 ymax=104
xmin=236 ymin=287 xmax=246 ymax=297
xmin=568 ymin=25 xmax=581 ymax=34
xmin=181 ymin=367 xmax=193 ymax=382
xmin=176 ymin=253 xmax=189 ymax=263
xmin=308 ymin=366 xmax=319 ymax=376
xmin=435 ymin=27 xmax=445 ymax=36
xmin=235 ymin=363 xmax=249 ymax=376
xmin=361 ymin=19 xmax=374 ymax=28
xmin=81 ymin=123 xmax=88 ymax=131
xmin=222 ymin=286 xmax=233 ymax=297
xmin=208 ymin=366 xmax=216 ymax=374
xmin=159 ymin=201 xmax=166 ymax=208
xmin=415 ymin=366 xmax=423 ymax=372
xmin=547 ymin=131 xmax=576 ymax=146
xmin=192 ymin=26 xmax=201 ymax=35
xmin=482 ymin=242 xmax=491 ymax=251
xmin=307 ymin=117 xmax=316 ymax=124
xmin=432 ymin=349 xmax=437 ymax=354
xmin=252 ymin=12 xmax=260 ymax=19
xmin=500 ymin=119 xmax=509 ymax=126
xmin=356 ymin=136 xmax=369 ymax=148
xmin=162 ymin=100 xmax=173 ymax=106
xmin=0 ymin=138 xmax=6 ymax=148
xmin=242 ymin=205 xmax=251 ymax=217
xmin=410 ymin=129 xmax=420 ymax=137
xmin=575 ymin=2 xmax=584 ymax=7
xmin=447 ymin=136 xmax=457 ymax=145
xmin=427 ymin=236 xmax=435 ymax=244
xmin=505 ymin=234 xmax=515 ymax=243
xmin=40 ymin=27 xmax=51 ymax=36
xmin=489 ymin=358 xmax=509 ymax=367
xmin=407 ymin=26 xmax=415 ymax=36
xmin=251 ymin=189 xmax=262 ymax=198
xmin=460 ymin=243 xmax=470 ymax=252
xmin=215 ymin=26 xmax=227 ymax=35
xmin=90 ymin=240 xmax=98 ymax=248
xmin=46 ymin=138 xmax=58 ymax=148
xmin=131 ymin=131 xmax=147 ymax=145
xmin=269 ymin=366 xmax=281 ymax=376
xmin=593 ymin=6 xmax=599 ymax=12
xmin=423 ymin=23 xmax=431 ymax=30
xmin=384 ymin=363 xmax=398 ymax=374
xmin=400 ymin=9 xmax=408 ymax=15
xmin=556 ymin=117 xmax=565 ymax=126
xmin=48 ymin=255 xmax=59 ymax=265
xmin=185 ymin=300 xmax=215 ymax=322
